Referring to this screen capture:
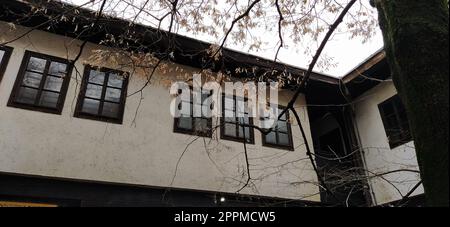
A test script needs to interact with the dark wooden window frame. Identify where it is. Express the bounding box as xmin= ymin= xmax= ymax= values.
xmin=261 ymin=105 xmax=294 ymax=151
xmin=378 ymin=95 xmax=412 ymax=149
xmin=74 ymin=65 xmax=129 ymax=124
xmin=0 ymin=46 xmax=13 ymax=83
xmin=220 ymin=94 xmax=255 ymax=144
xmin=173 ymin=88 xmax=213 ymax=138
xmin=7 ymin=50 xmax=73 ymax=115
